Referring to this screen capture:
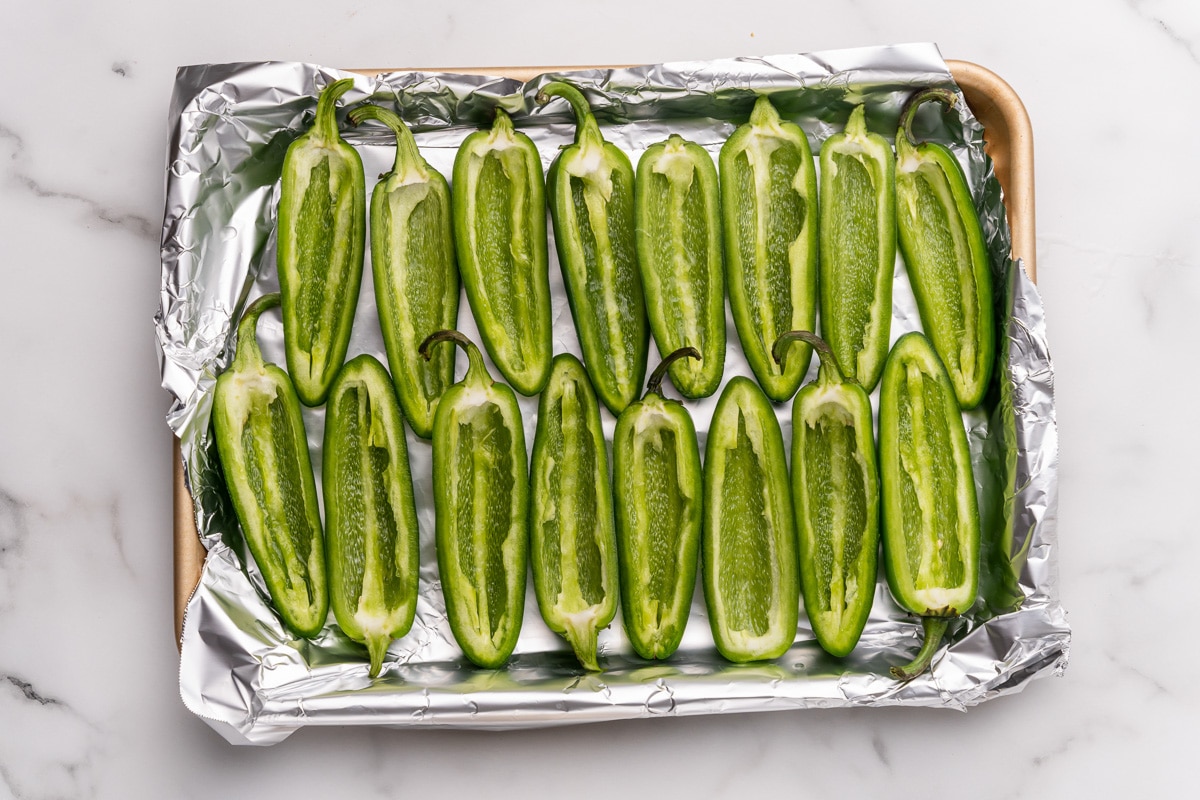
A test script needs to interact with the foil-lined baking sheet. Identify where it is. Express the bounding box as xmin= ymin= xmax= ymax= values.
xmin=157 ymin=43 xmax=1069 ymax=745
